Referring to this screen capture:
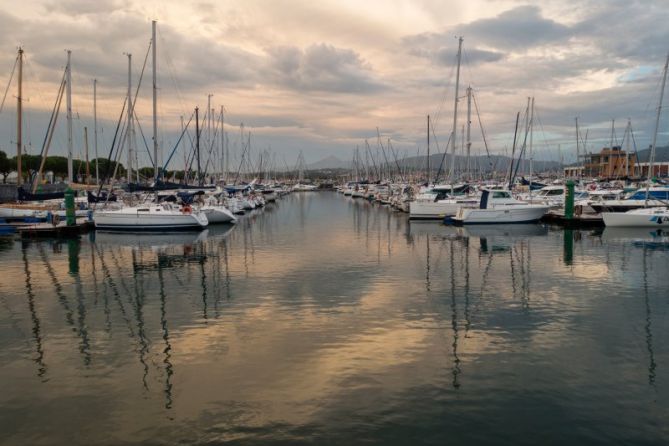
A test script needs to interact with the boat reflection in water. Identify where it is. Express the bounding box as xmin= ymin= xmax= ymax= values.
xmin=1 ymin=193 xmax=668 ymax=445
xmin=602 ymin=227 xmax=669 ymax=250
